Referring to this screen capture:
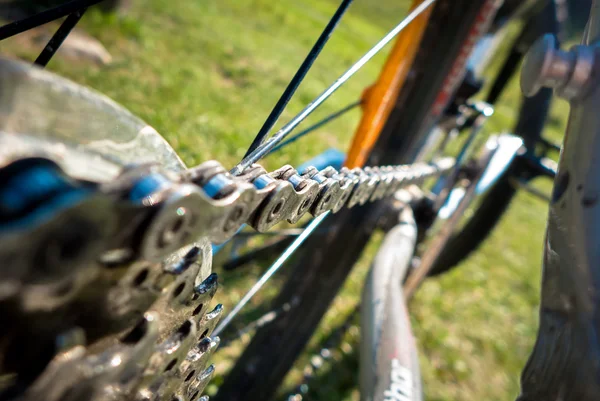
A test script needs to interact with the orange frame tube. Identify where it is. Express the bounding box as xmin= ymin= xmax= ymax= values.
xmin=344 ymin=0 xmax=433 ymax=168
